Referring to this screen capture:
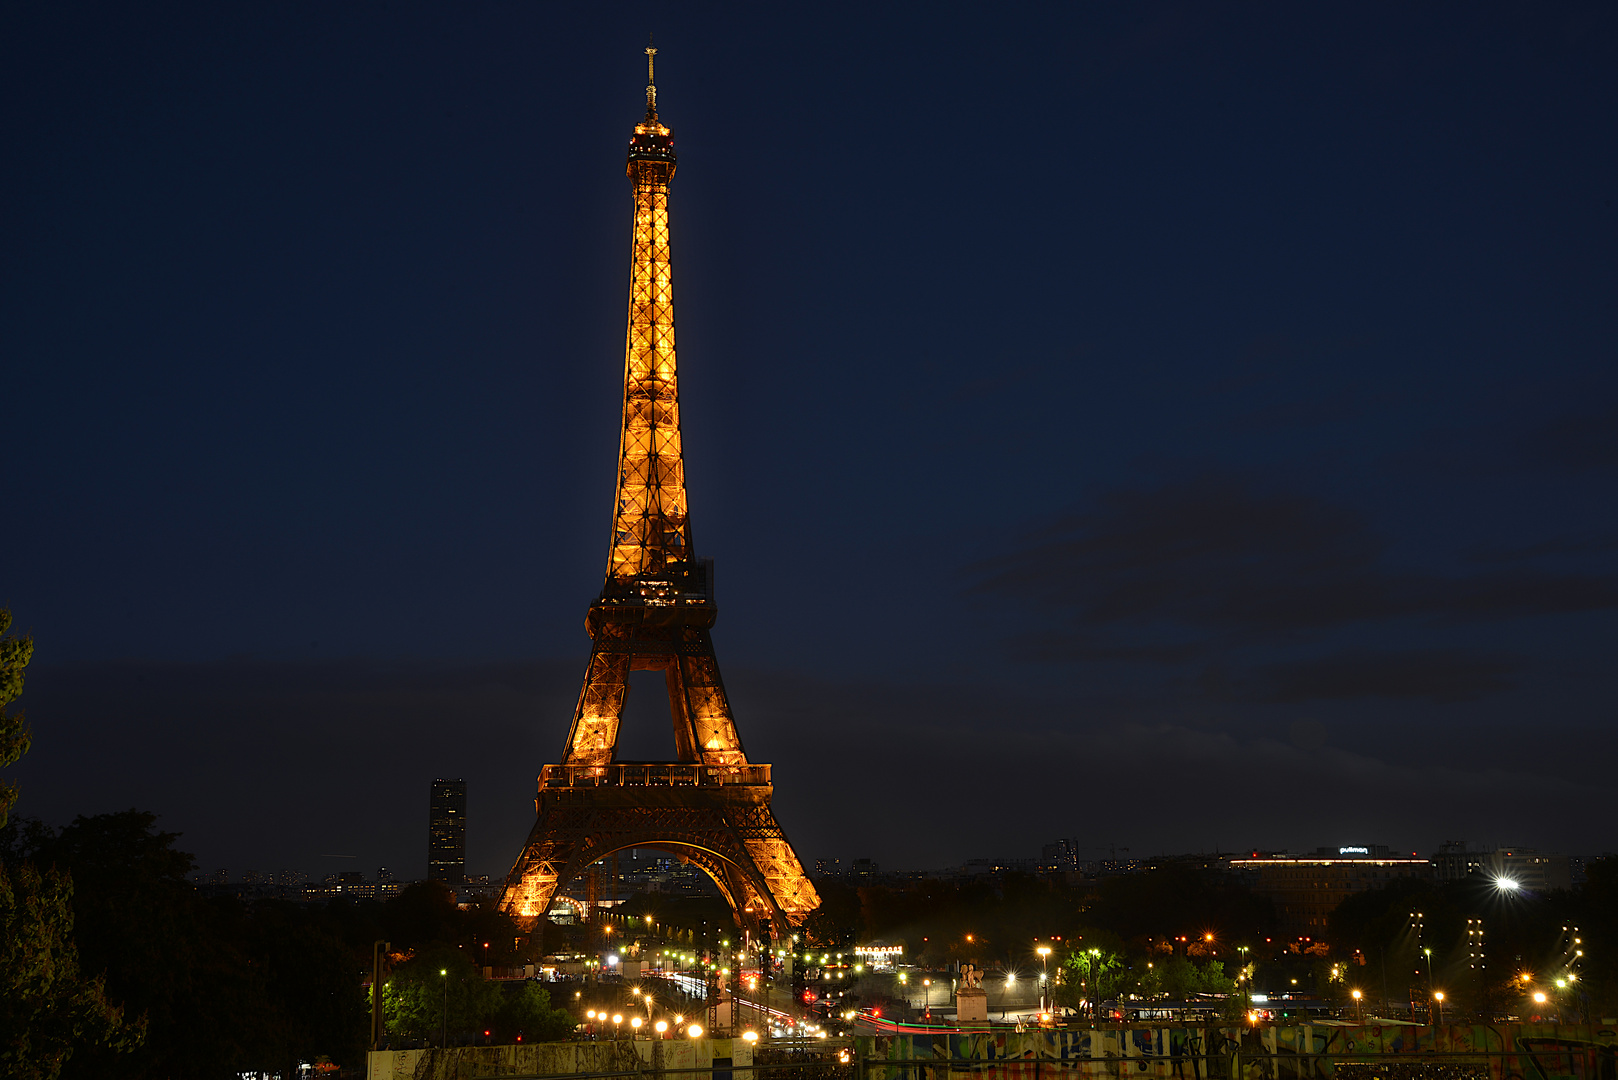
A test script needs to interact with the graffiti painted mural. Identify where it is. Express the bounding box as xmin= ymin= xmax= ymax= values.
xmin=856 ymin=1024 xmax=1618 ymax=1080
